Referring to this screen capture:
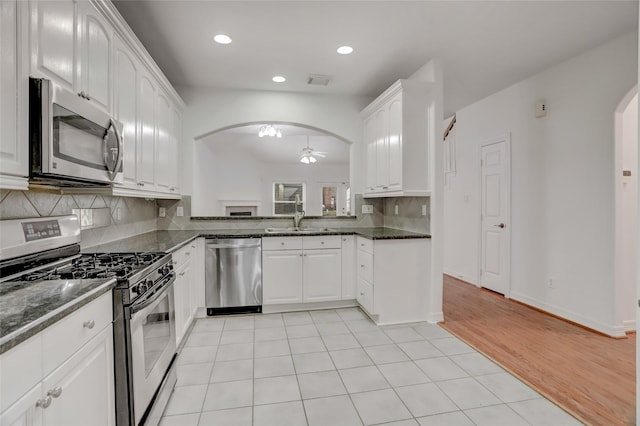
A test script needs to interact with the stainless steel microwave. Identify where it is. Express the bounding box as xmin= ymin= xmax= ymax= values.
xmin=29 ymin=77 xmax=124 ymax=187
